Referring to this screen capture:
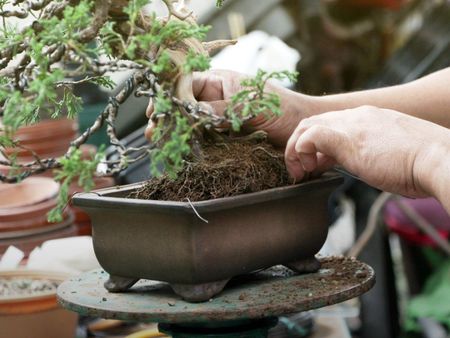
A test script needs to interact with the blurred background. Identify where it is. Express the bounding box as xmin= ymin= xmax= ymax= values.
xmin=1 ymin=0 xmax=450 ymax=338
